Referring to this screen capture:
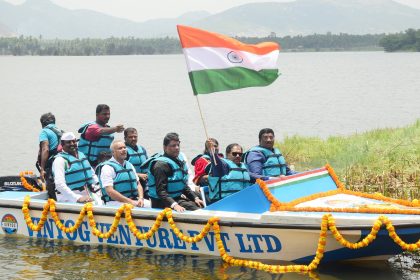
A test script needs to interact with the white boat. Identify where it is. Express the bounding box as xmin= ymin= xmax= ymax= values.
xmin=1 ymin=166 xmax=419 ymax=272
